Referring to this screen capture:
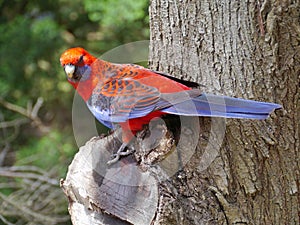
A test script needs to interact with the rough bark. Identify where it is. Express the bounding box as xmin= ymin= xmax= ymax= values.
xmin=149 ymin=0 xmax=299 ymax=224
xmin=61 ymin=117 xmax=202 ymax=225
xmin=61 ymin=0 xmax=299 ymax=224
xmin=60 ymin=132 xmax=159 ymax=225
